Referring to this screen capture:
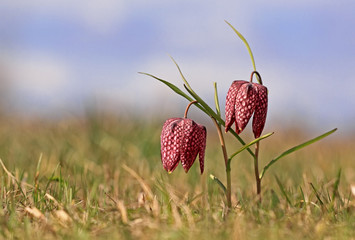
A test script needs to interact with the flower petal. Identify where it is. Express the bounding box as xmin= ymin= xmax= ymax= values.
xmin=225 ymin=80 xmax=248 ymax=132
xmin=252 ymin=84 xmax=268 ymax=138
xmin=160 ymin=118 xmax=183 ymax=173
xmin=235 ymin=83 xmax=257 ymax=134
xmin=180 ymin=119 xmax=200 ymax=173
xmin=197 ymin=124 xmax=207 ymax=174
